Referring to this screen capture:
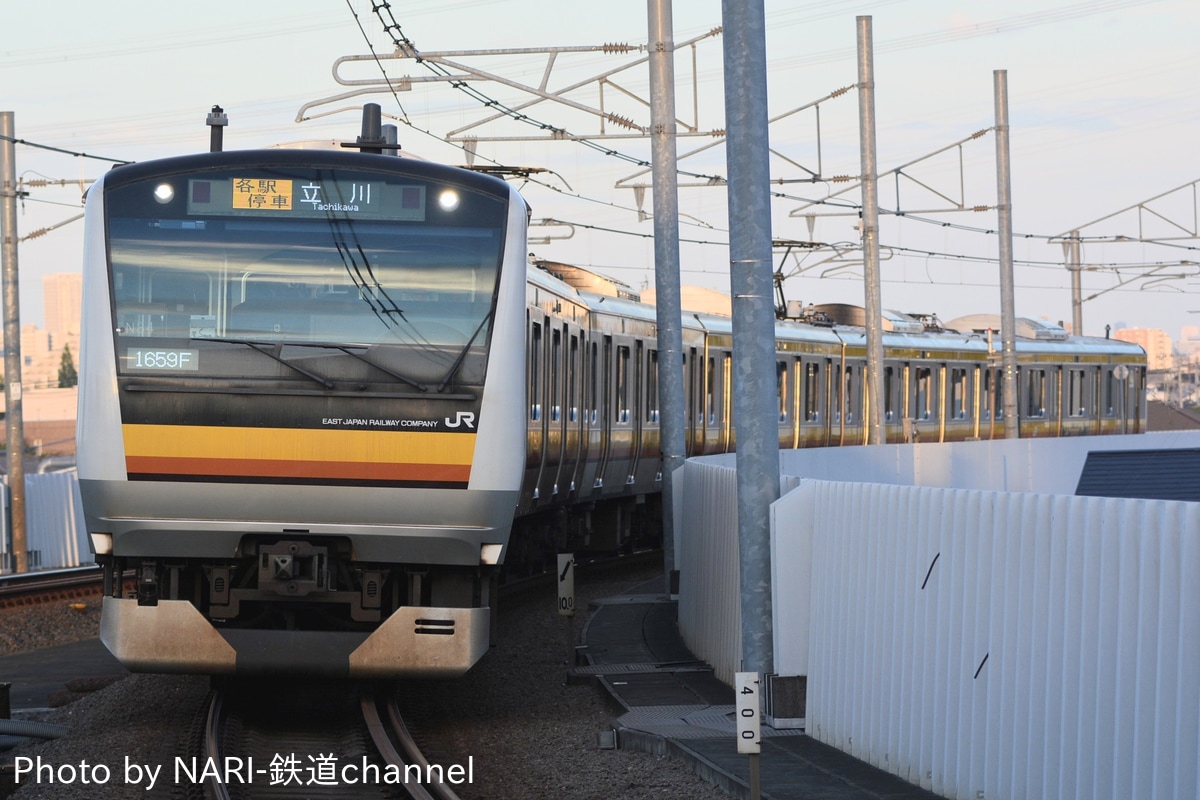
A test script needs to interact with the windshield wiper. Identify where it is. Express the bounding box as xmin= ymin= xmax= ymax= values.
xmin=436 ymin=312 xmax=491 ymax=393
xmin=201 ymin=338 xmax=335 ymax=390
xmin=284 ymin=342 xmax=429 ymax=393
